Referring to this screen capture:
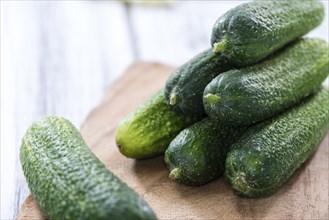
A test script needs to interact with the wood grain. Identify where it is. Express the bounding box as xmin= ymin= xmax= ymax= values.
xmin=17 ymin=62 xmax=329 ymax=219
